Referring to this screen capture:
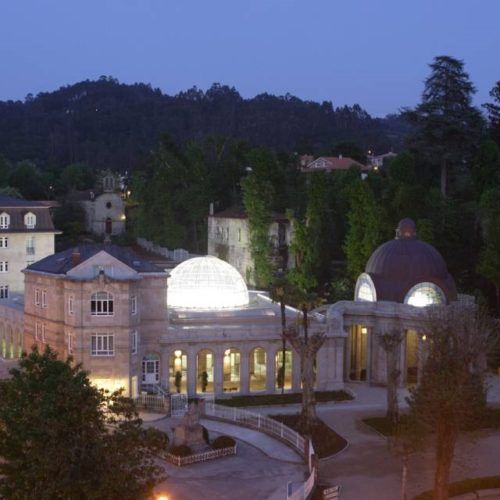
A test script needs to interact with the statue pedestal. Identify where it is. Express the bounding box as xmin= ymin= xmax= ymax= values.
xmin=173 ymin=402 xmax=210 ymax=452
